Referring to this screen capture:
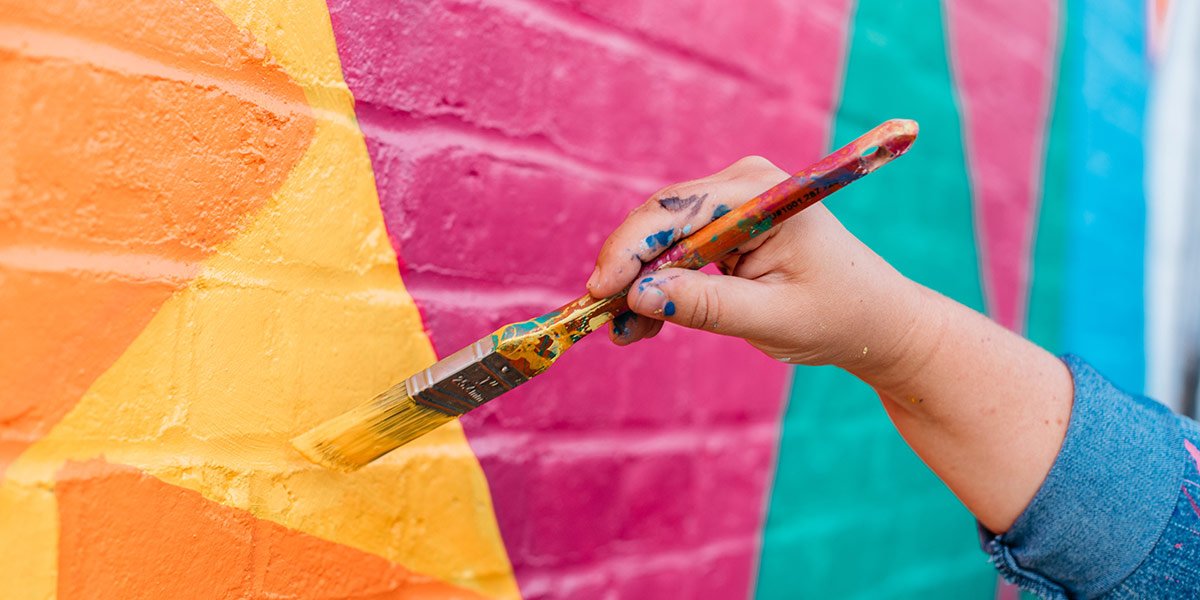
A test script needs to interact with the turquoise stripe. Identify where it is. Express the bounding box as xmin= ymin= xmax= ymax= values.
xmin=1026 ymin=0 xmax=1075 ymax=354
xmin=1061 ymin=0 xmax=1148 ymax=393
xmin=755 ymin=1 xmax=993 ymax=597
